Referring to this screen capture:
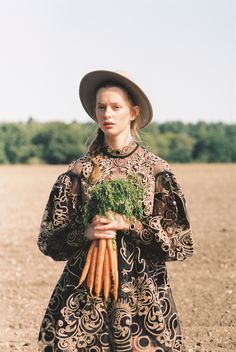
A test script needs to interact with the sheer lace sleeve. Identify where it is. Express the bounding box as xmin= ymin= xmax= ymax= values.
xmin=130 ymin=165 xmax=194 ymax=262
xmin=37 ymin=162 xmax=88 ymax=261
